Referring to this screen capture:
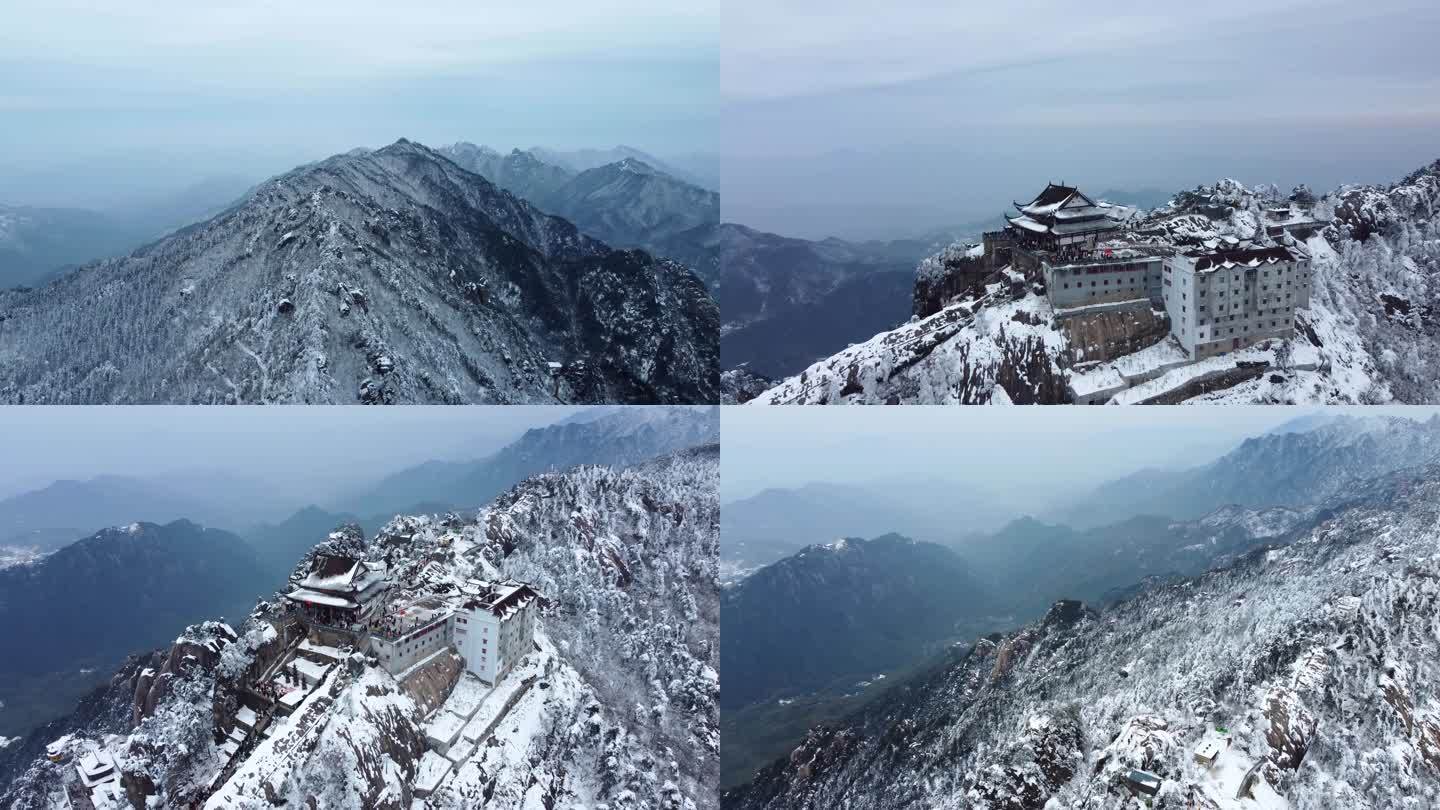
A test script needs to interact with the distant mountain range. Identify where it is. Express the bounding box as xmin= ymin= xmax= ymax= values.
xmin=722 ymin=534 xmax=990 ymax=711
xmin=718 ymin=223 xmax=978 ymax=379
xmin=0 ymin=474 xmax=269 ymax=554
xmin=724 ymin=461 xmax=1440 ymax=809
xmin=0 ymin=139 xmax=718 ymax=404
xmin=440 ymin=143 xmax=720 ymax=286
xmin=0 ymin=520 xmax=270 ymax=739
xmin=720 ymin=479 xmax=1034 ymax=579
xmin=1054 ymin=413 xmax=1440 ymax=527
xmin=0 ymin=176 xmax=256 ymax=289
xmin=528 ymin=145 xmax=719 ymax=191
xmin=333 ymin=405 xmax=719 ymax=517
